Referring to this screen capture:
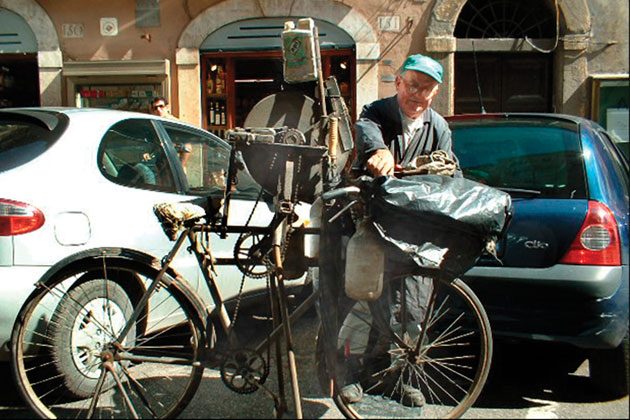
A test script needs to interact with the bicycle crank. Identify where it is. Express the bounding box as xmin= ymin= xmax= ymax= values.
xmin=220 ymin=349 xmax=269 ymax=394
xmin=233 ymin=232 xmax=274 ymax=278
